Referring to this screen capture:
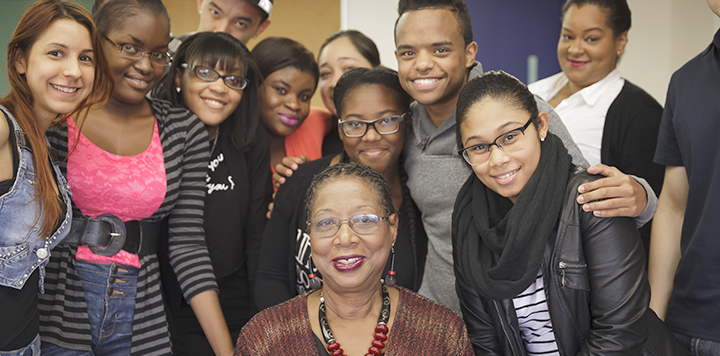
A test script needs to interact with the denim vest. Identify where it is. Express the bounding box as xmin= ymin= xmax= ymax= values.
xmin=0 ymin=106 xmax=72 ymax=292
